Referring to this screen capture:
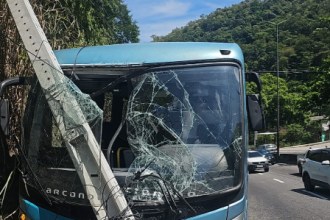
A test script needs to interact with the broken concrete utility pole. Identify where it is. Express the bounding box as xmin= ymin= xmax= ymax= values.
xmin=6 ymin=0 xmax=134 ymax=219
